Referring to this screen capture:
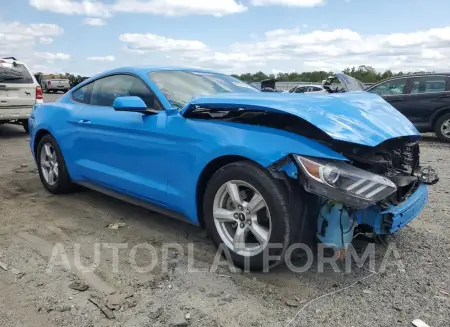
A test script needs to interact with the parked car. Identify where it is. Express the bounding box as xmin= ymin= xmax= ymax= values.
xmin=366 ymin=73 xmax=450 ymax=142
xmin=29 ymin=67 xmax=438 ymax=271
xmin=0 ymin=57 xmax=43 ymax=132
xmin=41 ymin=76 xmax=70 ymax=93
xmin=287 ymin=84 xmax=326 ymax=93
